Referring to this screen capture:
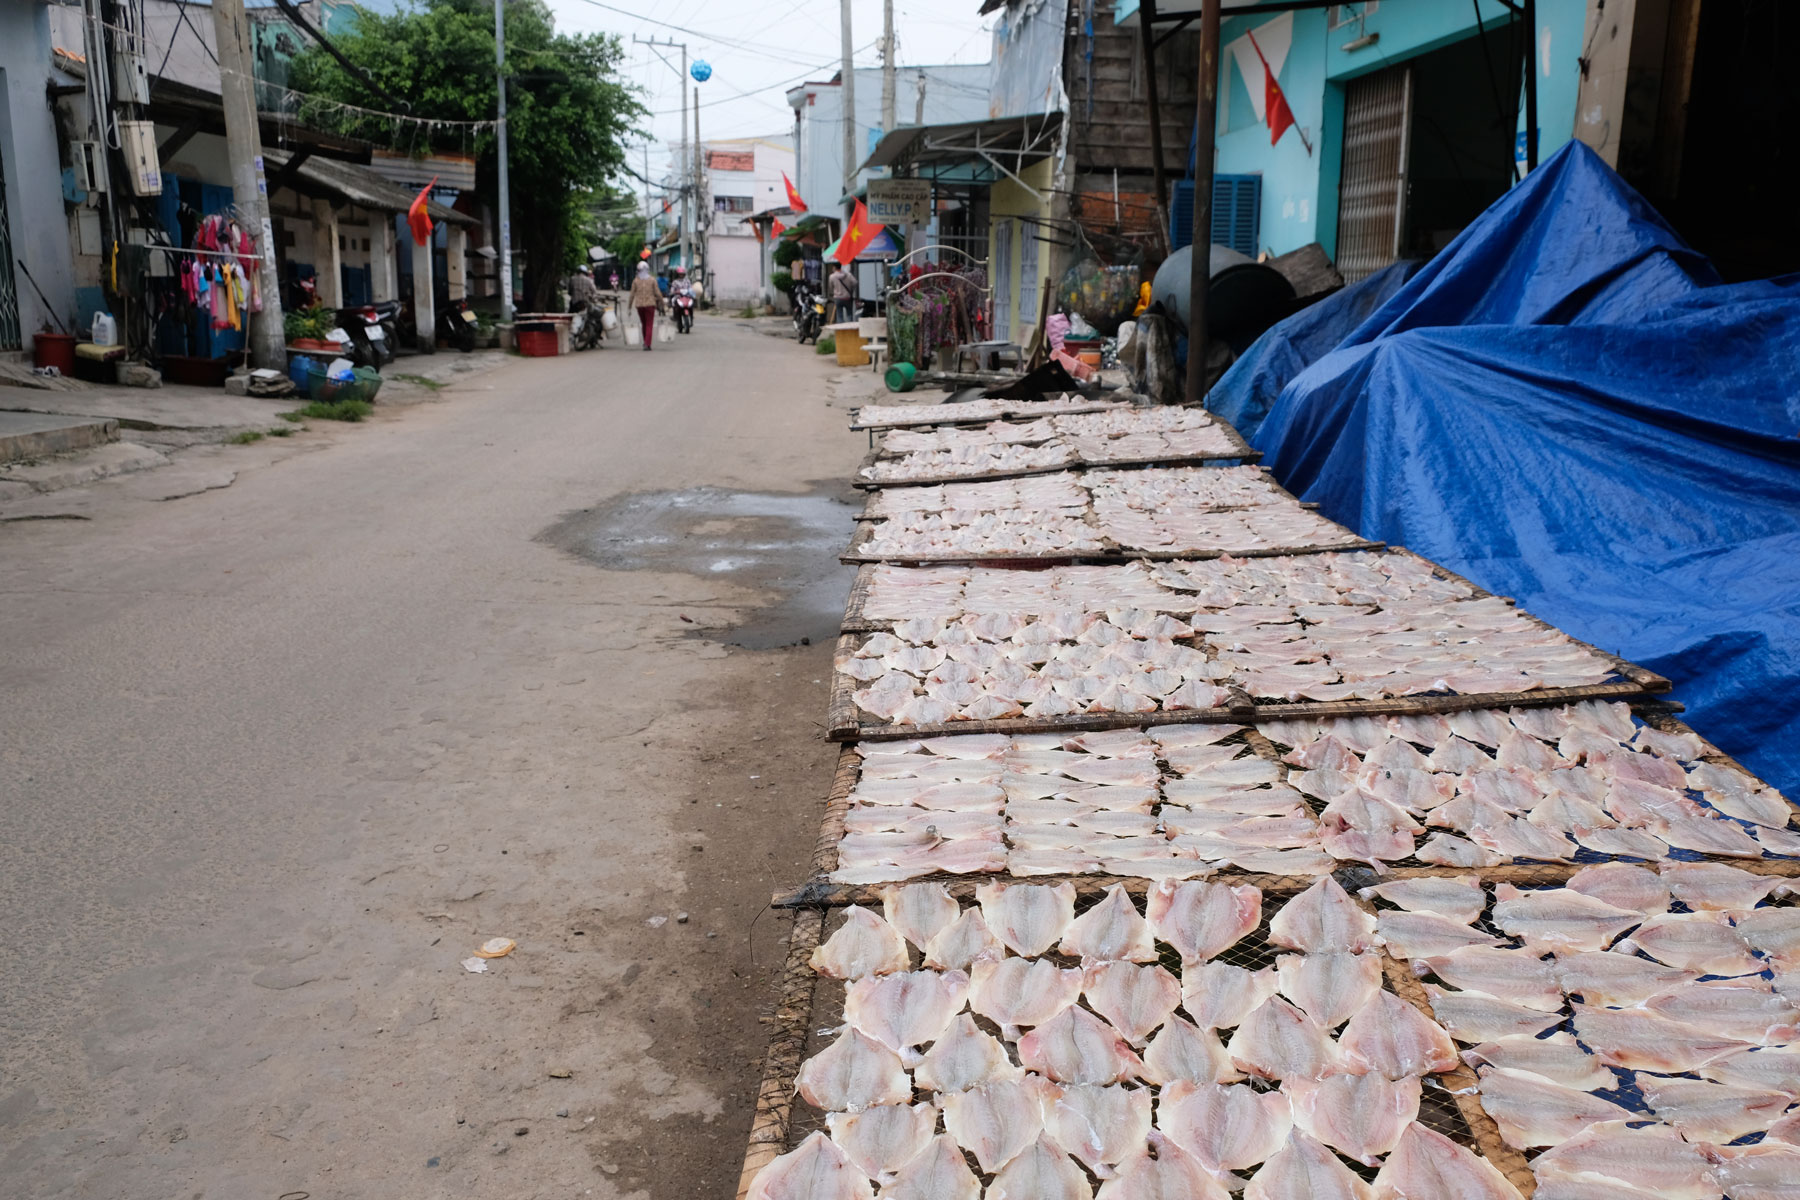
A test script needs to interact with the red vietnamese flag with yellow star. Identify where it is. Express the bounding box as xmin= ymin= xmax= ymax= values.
xmin=834 ymin=199 xmax=885 ymax=265
xmin=783 ymin=173 xmax=808 ymax=213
